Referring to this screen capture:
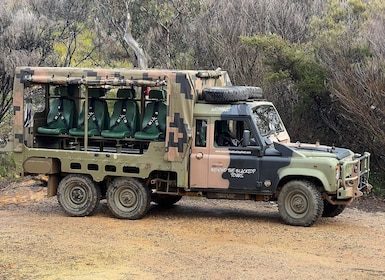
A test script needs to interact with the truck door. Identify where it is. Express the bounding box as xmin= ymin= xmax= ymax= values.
xmin=209 ymin=119 xmax=260 ymax=190
xmin=190 ymin=118 xmax=261 ymax=190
